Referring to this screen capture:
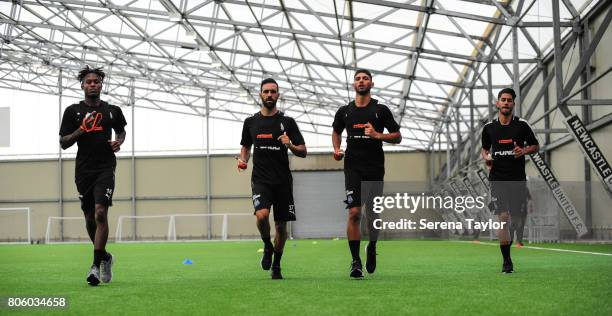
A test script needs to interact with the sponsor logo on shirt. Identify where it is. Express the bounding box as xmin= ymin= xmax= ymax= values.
xmin=493 ymin=150 xmax=515 ymax=157
xmin=256 ymin=146 xmax=281 ymax=151
xmin=498 ymin=139 xmax=513 ymax=144
xmin=353 ymin=123 xmax=368 ymax=129
xmin=256 ymin=133 xmax=274 ymax=139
